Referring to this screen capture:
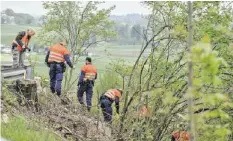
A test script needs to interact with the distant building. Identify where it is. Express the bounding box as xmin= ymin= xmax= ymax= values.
xmin=88 ymin=52 xmax=93 ymax=57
